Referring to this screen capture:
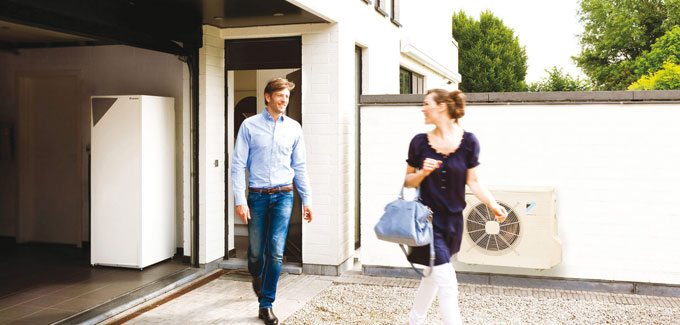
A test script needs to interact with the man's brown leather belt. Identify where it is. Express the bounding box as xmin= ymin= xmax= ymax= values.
xmin=249 ymin=185 xmax=294 ymax=194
